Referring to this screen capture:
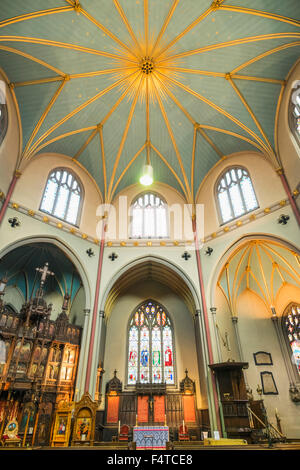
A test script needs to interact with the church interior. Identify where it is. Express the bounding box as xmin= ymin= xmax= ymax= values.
xmin=0 ymin=0 xmax=299 ymax=451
